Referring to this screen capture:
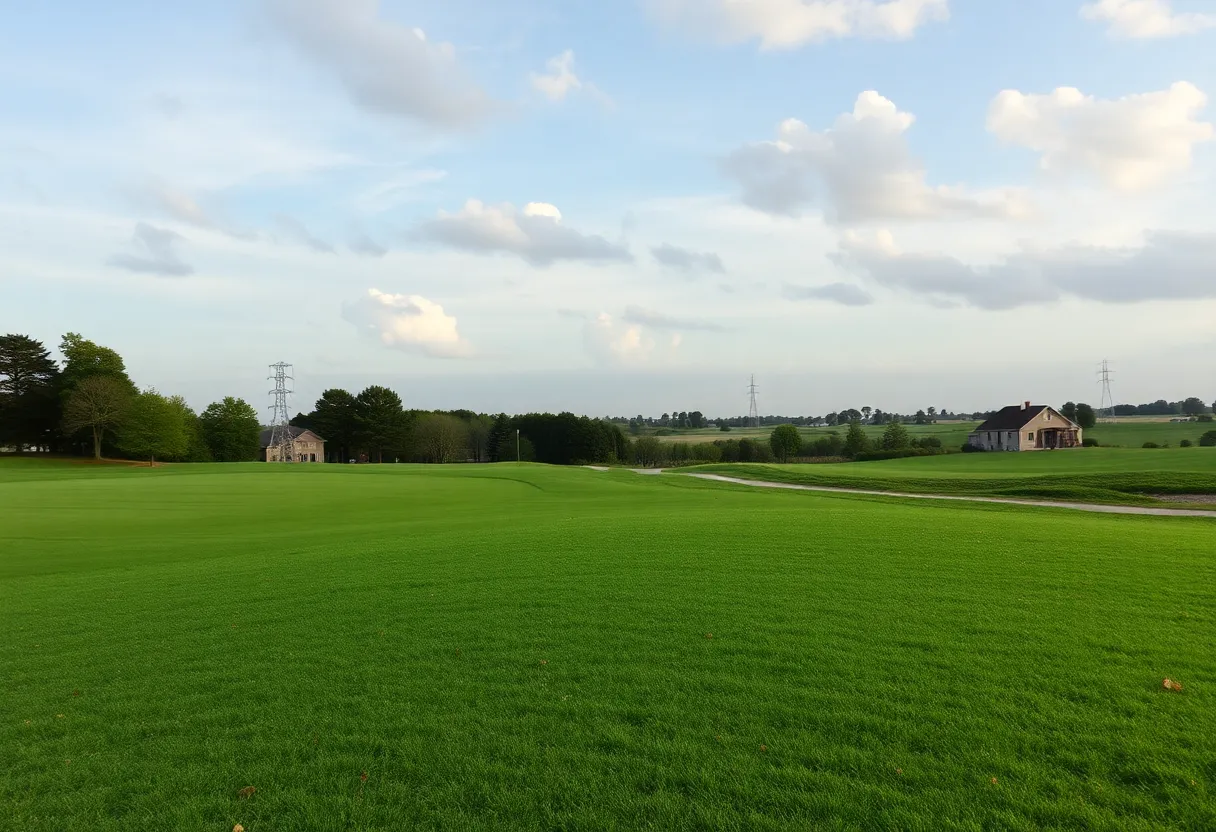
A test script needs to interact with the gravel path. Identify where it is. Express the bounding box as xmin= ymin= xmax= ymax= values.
xmin=683 ymin=473 xmax=1216 ymax=519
